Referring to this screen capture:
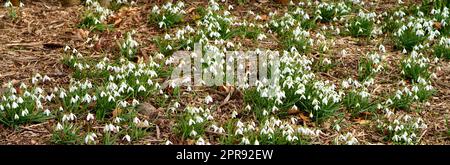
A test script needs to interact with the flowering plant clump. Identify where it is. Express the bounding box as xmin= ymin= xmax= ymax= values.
xmin=342 ymin=78 xmax=377 ymax=117
xmin=0 ymin=80 xmax=52 ymax=127
xmin=358 ymin=51 xmax=384 ymax=81
xmin=400 ymin=50 xmax=431 ymax=82
xmin=431 ymin=7 xmax=450 ymax=36
xmin=386 ymin=79 xmax=434 ymax=110
xmin=120 ymin=31 xmax=139 ymax=60
xmin=148 ymin=1 xmax=185 ymax=29
xmin=315 ymin=2 xmax=351 ymax=23
xmin=279 ymin=26 xmax=313 ymax=53
xmin=220 ymin=116 xmax=320 ymax=145
xmin=244 ymin=50 xmax=342 ymax=122
xmin=334 ymin=132 xmax=359 ymax=145
xmin=377 ymin=109 xmax=427 ymax=145
xmin=175 ymin=106 xmax=213 ymax=140
xmin=411 ymin=77 xmax=435 ymax=102
xmin=3 ymin=0 xmax=24 ymax=20
xmin=346 ymin=11 xmax=377 ymax=38
xmin=51 ymin=122 xmax=81 ymax=144
xmin=78 ymin=0 xmax=114 ymax=31
xmin=62 ymin=45 xmax=160 ymax=119
xmin=392 ymin=17 xmax=439 ymax=51
xmin=433 ymin=36 xmax=450 ymax=59
xmin=269 ymin=7 xmax=317 ymax=33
